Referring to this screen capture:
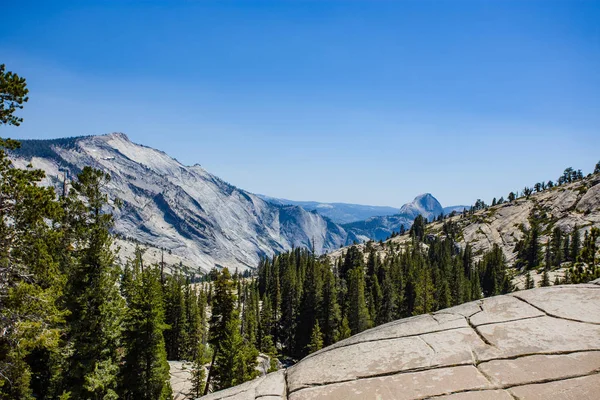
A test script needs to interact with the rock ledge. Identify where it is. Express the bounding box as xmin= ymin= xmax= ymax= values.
xmin=200 ymin=280 xmax=600 ymax=400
